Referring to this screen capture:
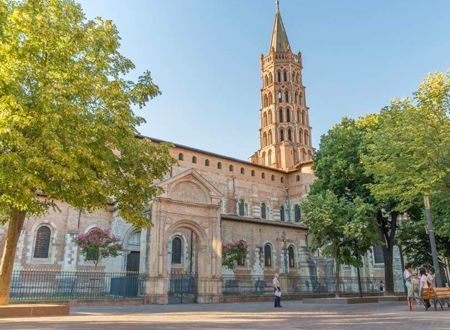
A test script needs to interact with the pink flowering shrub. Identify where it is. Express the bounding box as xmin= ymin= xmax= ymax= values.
xmin=222 ymin=240 xmax=247 ymax=270
xmin=73 ymin=227 xmax=122 ymax=268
